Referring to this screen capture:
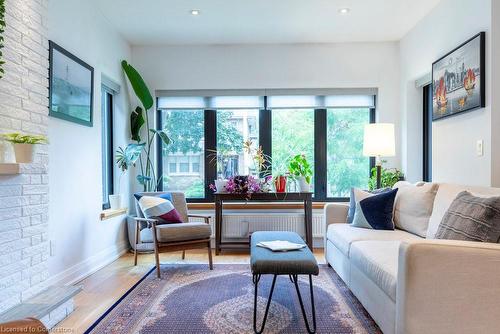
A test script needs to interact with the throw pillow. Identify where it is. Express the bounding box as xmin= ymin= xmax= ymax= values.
xmin=138 ymin=195 xmax=183 ymax=224
xmin=347 ymin=188 xmax=390 ymax=224
xmin=392 ymin=182 xmax=439 ymax=237
xmin=435 ymin=191 xmax=500 ymax=242
xmin=351 ymin=188 xmax=398 ymax=230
